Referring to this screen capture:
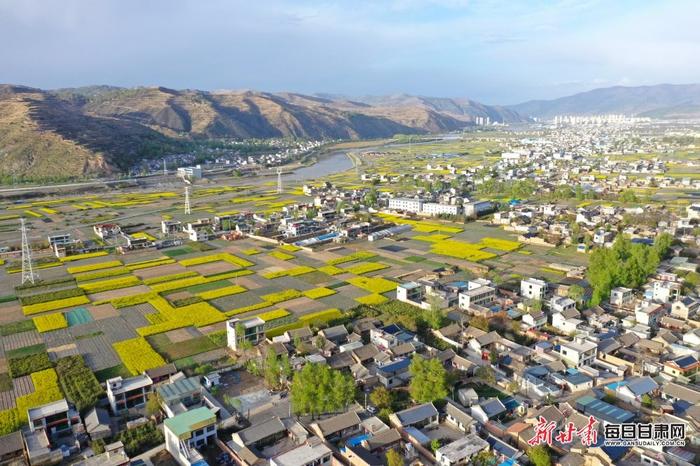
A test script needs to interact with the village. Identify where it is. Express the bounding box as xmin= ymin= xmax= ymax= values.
xmin=0 ymin=118 xmax=698 ymax=466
